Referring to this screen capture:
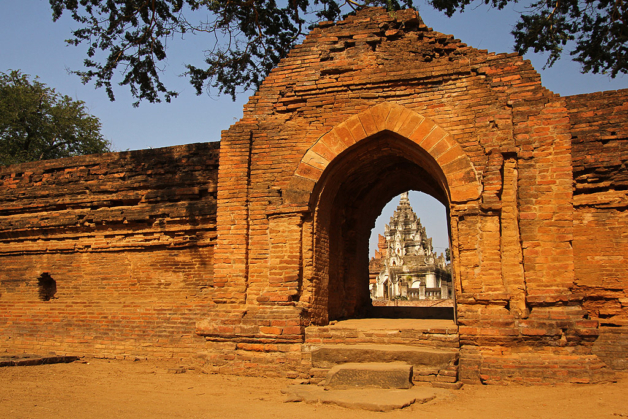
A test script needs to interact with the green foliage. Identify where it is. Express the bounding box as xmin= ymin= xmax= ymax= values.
xmin=49 ymin=0 xmax=413 ymax=105
xmin=0 ymin=70 xmax=111 ymax=167
xmin=429 ymin=0 xmax=627 ymax=77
